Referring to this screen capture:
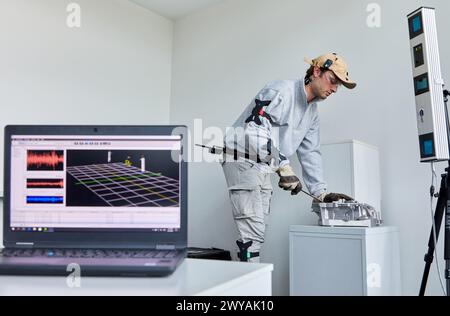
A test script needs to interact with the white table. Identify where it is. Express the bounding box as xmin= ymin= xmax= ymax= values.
xmin=0 ymin=258 xmax=273 ymax=296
